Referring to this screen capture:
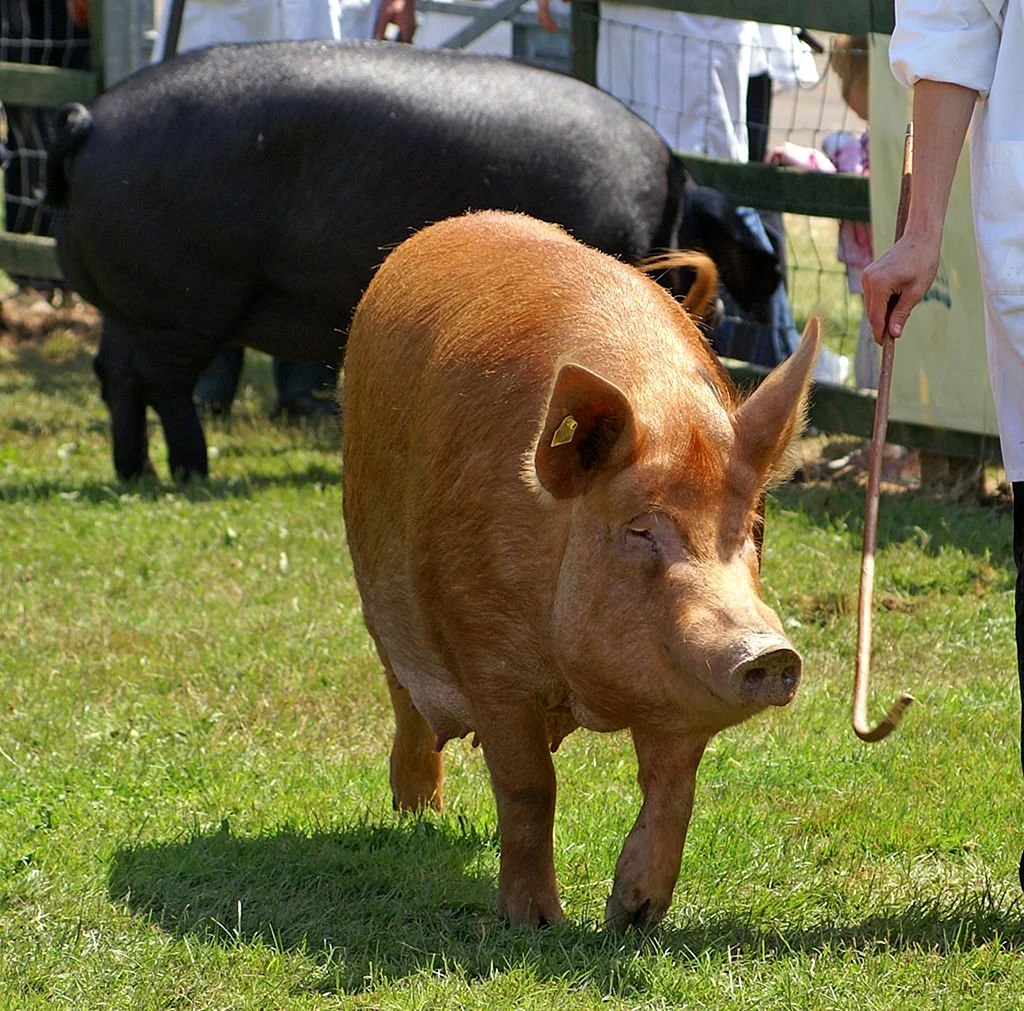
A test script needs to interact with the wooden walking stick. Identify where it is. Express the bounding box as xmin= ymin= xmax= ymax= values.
xmin=853 ymin=124 xmax=916 ymax=742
